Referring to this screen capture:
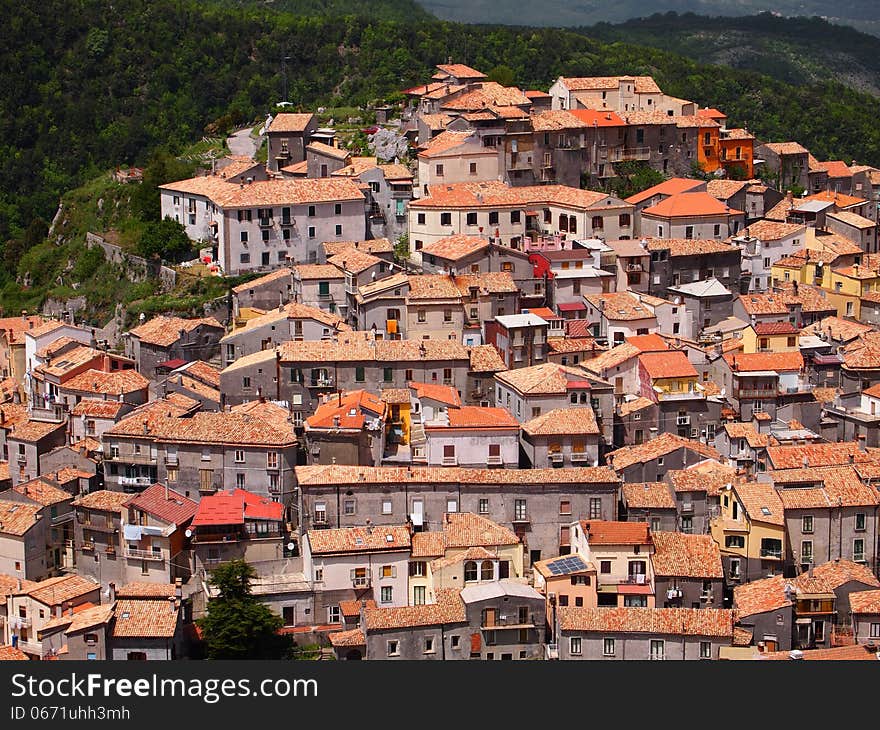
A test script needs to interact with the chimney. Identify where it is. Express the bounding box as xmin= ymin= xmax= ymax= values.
xmin=175 ymin=578 xmax=183 ymax=599
xmin=332 ymin=415 xmax=340 ymax=428
xmin=108 ymin=582 xmax=116 ymax=602
xmin=169 ymin=596 xmax=177 ymax=613
xmin=859 ymin=434 xmax=867 ymax=452
xmin=142 ymin=419 xmax=149 ymax=435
